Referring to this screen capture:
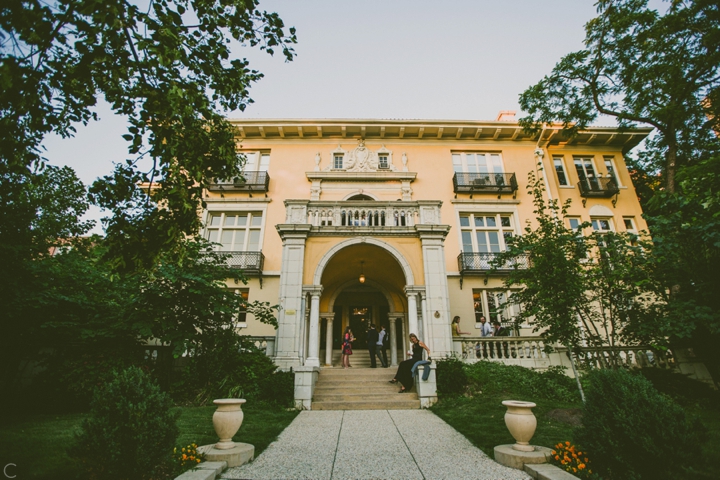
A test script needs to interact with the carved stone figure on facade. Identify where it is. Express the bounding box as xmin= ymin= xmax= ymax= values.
xmin=402 ymin=152 xmax=409 ymax=172
xmin=314 ymin=152 xmax=321 ymax=171
xmin=345 ymin=139 xmax=379 ymax=172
